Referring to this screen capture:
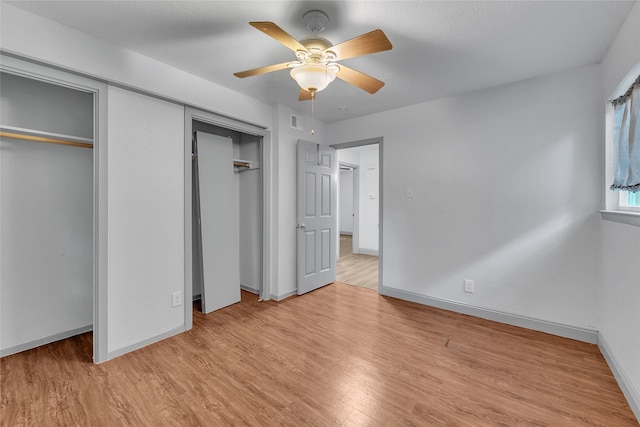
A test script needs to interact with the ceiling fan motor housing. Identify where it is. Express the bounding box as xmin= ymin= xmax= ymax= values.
xmin=297 ymin=37 xmax=336 ymax=64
